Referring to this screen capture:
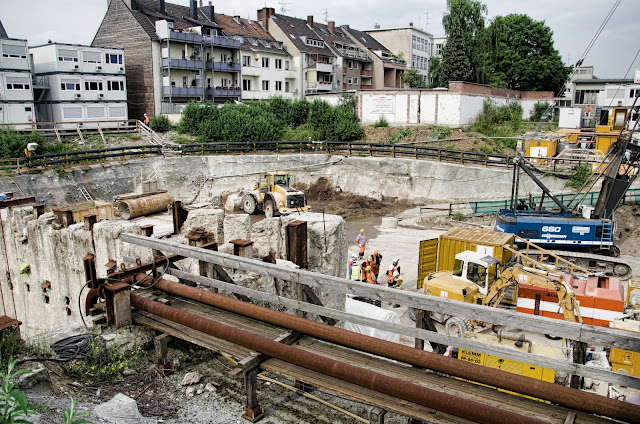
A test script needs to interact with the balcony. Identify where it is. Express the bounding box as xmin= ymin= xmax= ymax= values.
xmin=317 ymin=82 xmax=332 ymax=91
xmin=206 ymin=62 xmax=241 ymax=72
xmin=337 ymin=48 xmax=371 ymax=61
xmin=168 ymin=30 xmax=203 ymax=44
xmin=360 ymin=84 xmax=373 ymax=90
xmin=361 ymin=69 xmax=373 ymax=77
xmin=163 ymin=86 xmax=205 ymax=97
xmin=206 ymin=87 xmax=241 ymax=97
xmin=314 ymin=63 xmax=333 ymax=73
xmin=242 ymin=66 xmax=260 ymax=76
xmin=204 ymin=35 xmax=241 ymax=49
xmin=162 ymin=58 xmax=203 ymax=70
